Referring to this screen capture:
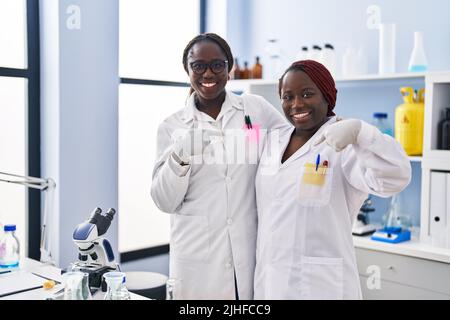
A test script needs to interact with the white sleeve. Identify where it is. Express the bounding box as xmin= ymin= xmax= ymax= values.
xmin=254 ymin=95 xmax=289 ymax=131
xmin=341 ymin=121 xmax=412 ymax=198
xmin=150 ymin=121 xmax=190 ymax=213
